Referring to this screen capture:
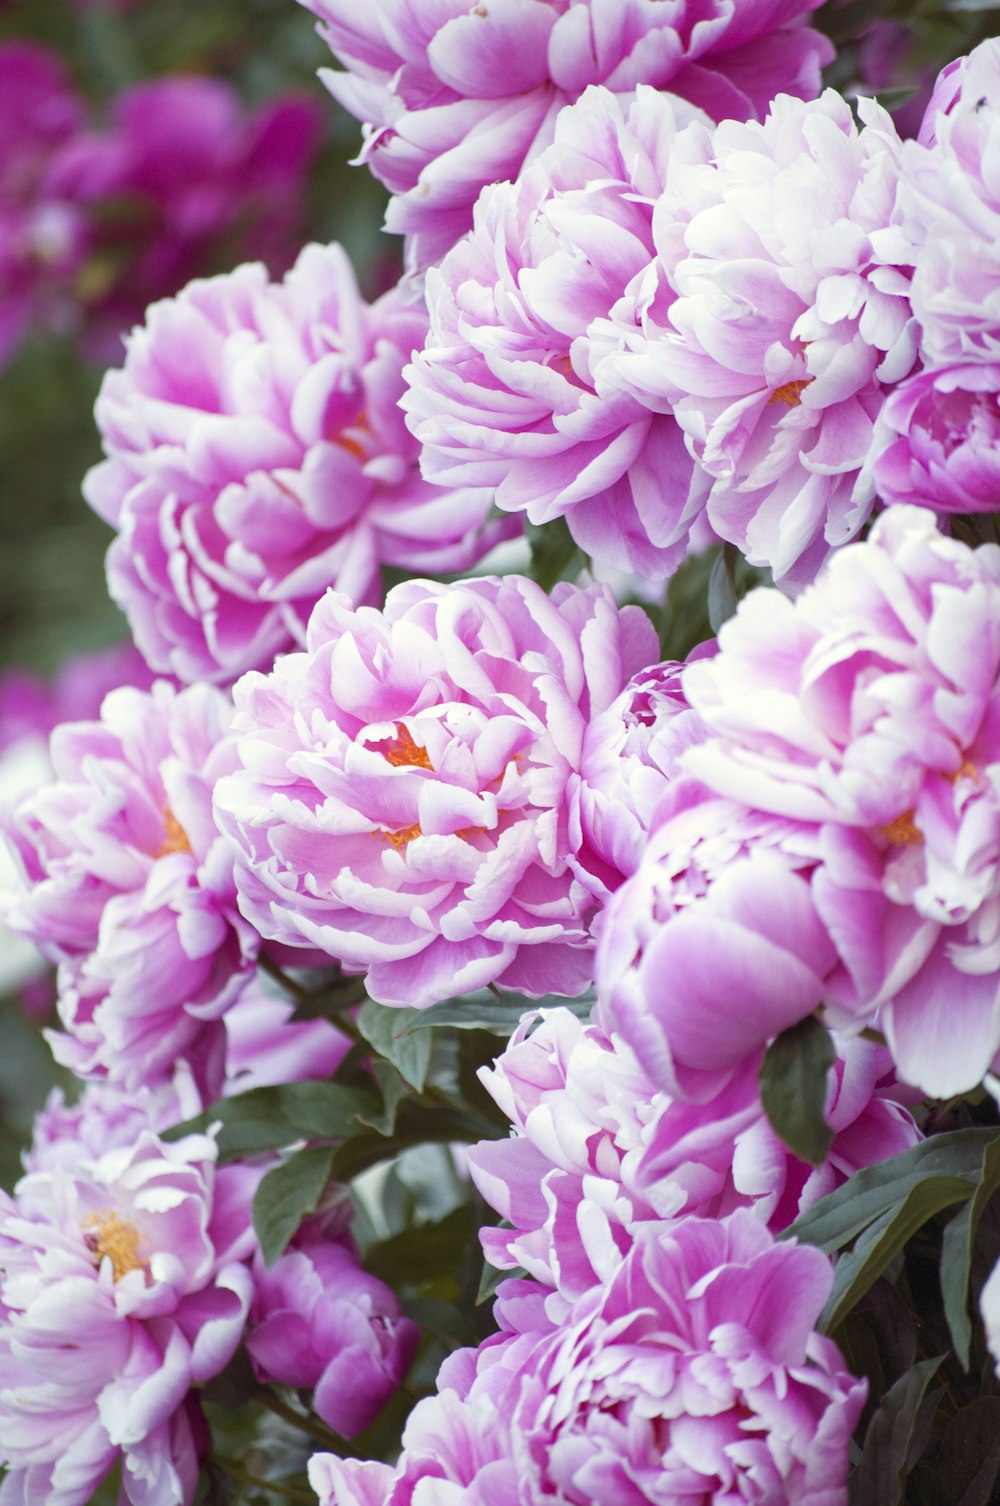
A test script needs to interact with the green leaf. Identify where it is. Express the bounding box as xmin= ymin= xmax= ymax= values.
xmin=849 ymin=1356 xmax=944 ymax=1506
xmin=940 ymin=1135 xmax=1000 ymax=1369
xmin=786 ymin=1128 xmax=1000 ymax=1253
xmin=252 ymin=1144 xmax=335 ymax=1267
xmin=330 ymin=1100 xmax=502 ymax=1182
xmin=759 ymin=1016 xmax=836 ymax=1166
xmin=931 ymin=1397 xmax=1000 ymax=1506
xmin=358 ymin=999 xmax=431 ymax=1091
xmin=707 ymin=543 xmax=740 ymax=632
xmin=366 ymin=1206 xmax=476 ymax=1288
xmin=162 ymin=1080 xmax=379 ymax=1159
xmin=526 ymin=517 xmax=584 ymax=591
xmin=356 ymin=1060 xmax=411 ymax=1136
xmin=821 ymin=1174 xmax=975 ymax=1334
xmin=405 ymin=990 xmax=594 ymax=1035
xmin=477 ymin=1256 xmax=525 ymax=1306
